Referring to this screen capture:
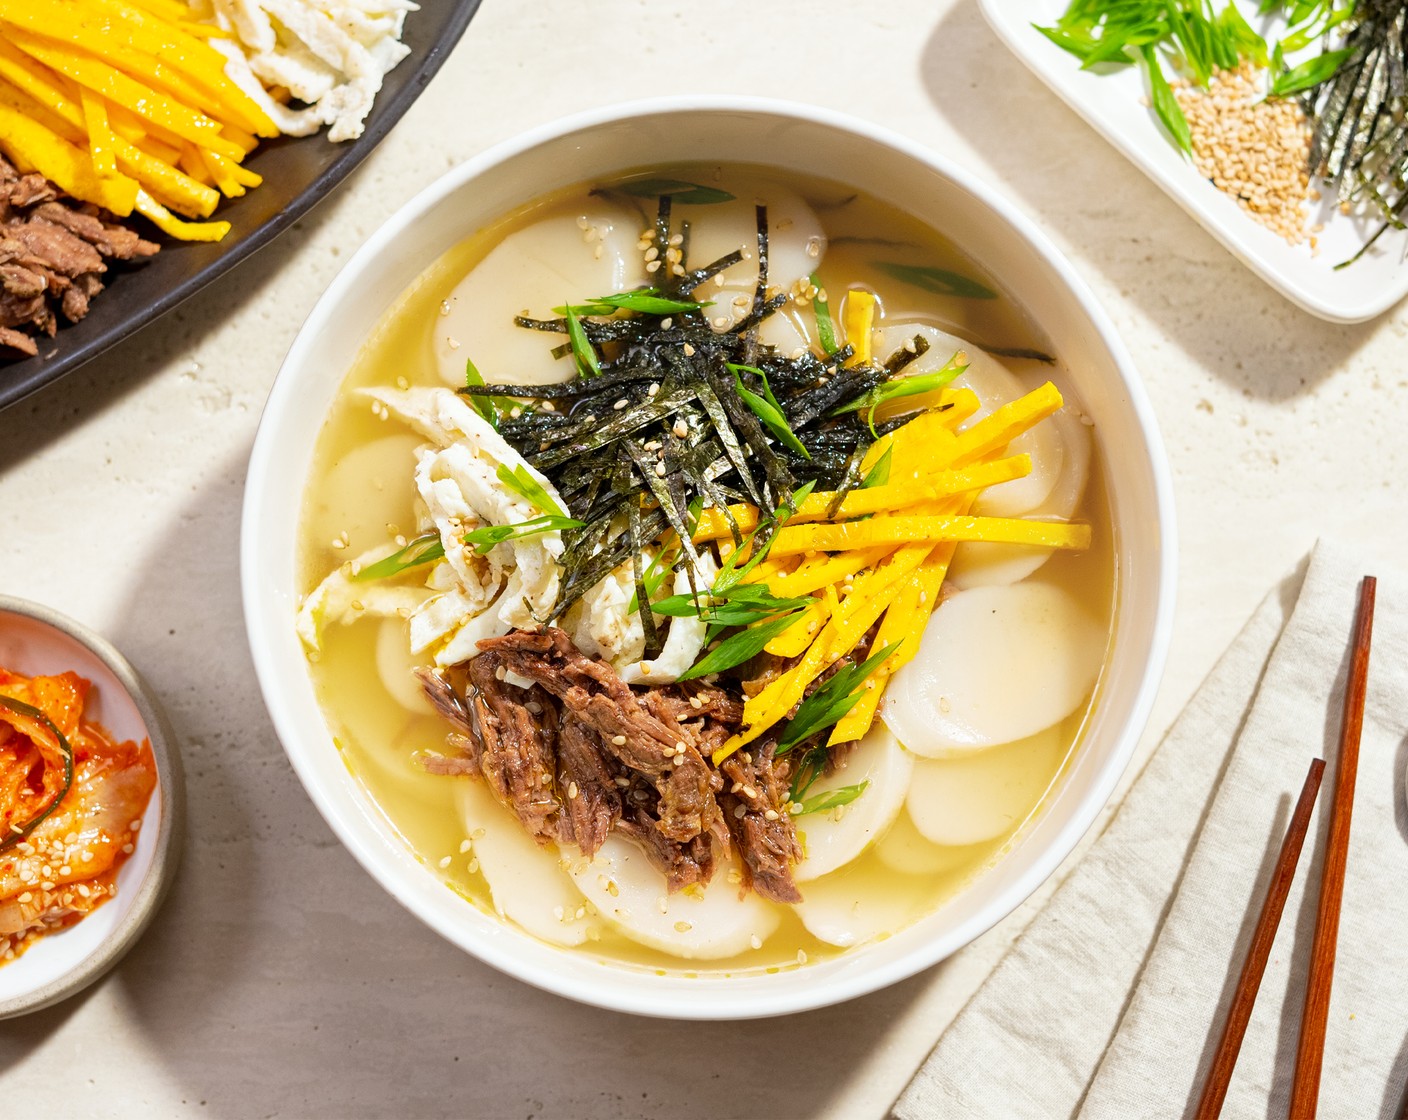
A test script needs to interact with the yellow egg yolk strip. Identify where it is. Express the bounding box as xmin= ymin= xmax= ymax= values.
xmin=0 ymin=0 xmax=292 ymax=242
xmin=690 ymin=455 xmax=1031 ymax=542
xmin=767 ymin=513 xmax=1090 ymax=557
xmin=843 ymin=289 xmax=876 ymax=366
xmin=709 ymin=379 xmax=1087 ymax=764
